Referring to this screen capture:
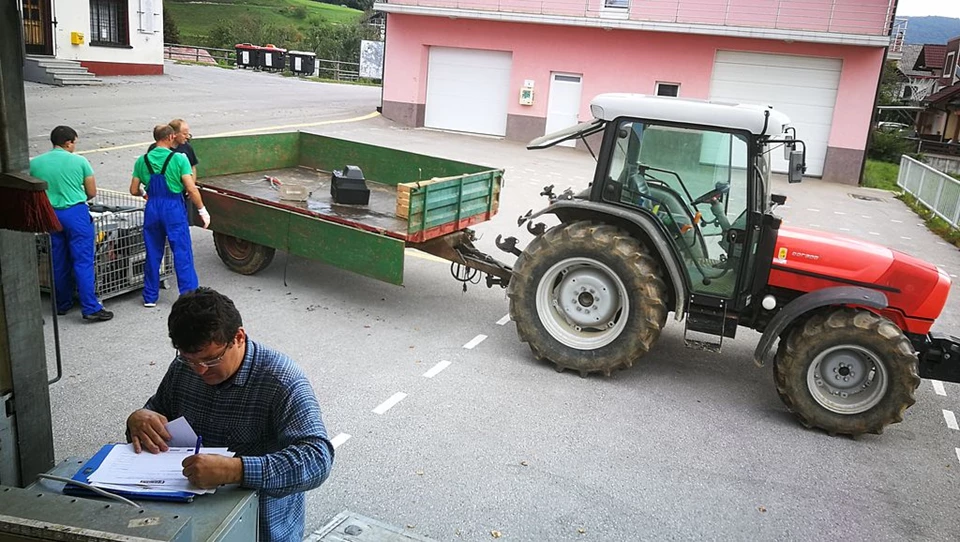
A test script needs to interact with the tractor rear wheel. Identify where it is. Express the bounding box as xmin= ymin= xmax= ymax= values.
xmin=508 ymin=221 xmax=668 ymax=376
xmin=773 ymin=307 xmax=920 ymax=436
xmin=213 ymin=232 xmax=276 ymax=275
